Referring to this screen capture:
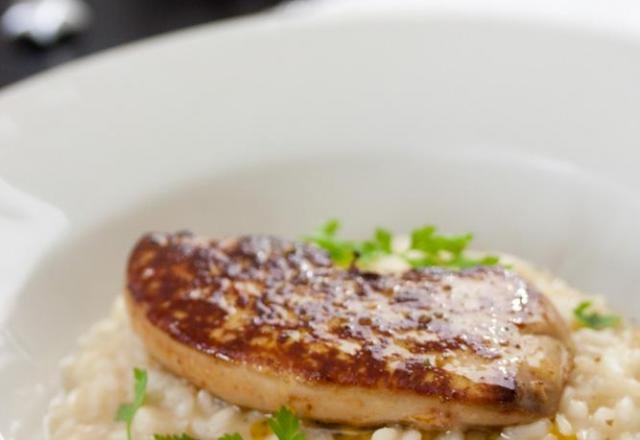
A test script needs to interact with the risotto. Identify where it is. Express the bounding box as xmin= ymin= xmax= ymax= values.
xmin=46 ymin=254 xmax=640 ymax=440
